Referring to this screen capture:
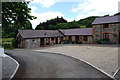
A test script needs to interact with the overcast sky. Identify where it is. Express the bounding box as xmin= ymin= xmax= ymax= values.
xmin=28 ymin=0 xmax=119 ymax=29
